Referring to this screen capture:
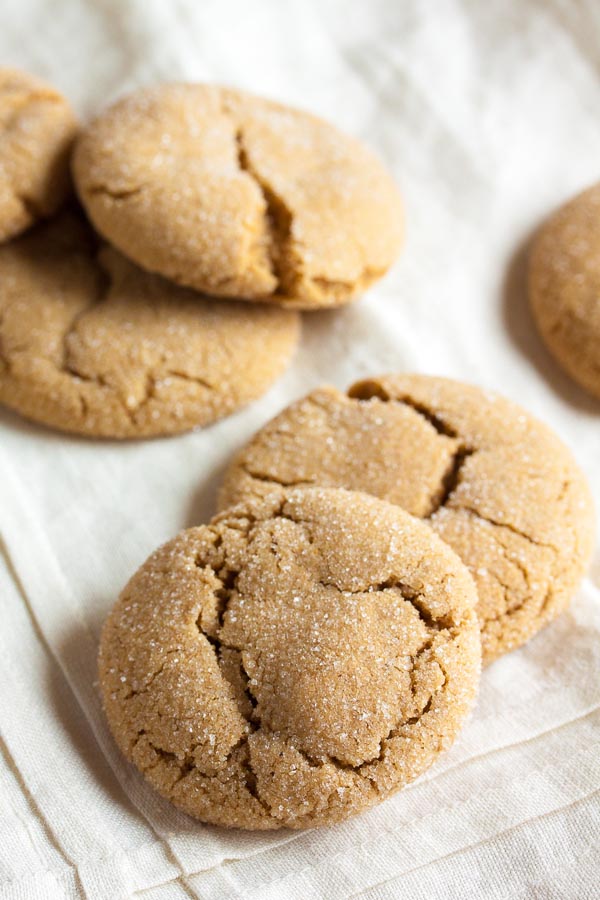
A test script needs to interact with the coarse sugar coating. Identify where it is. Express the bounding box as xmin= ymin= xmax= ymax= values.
xmin=0 ymin=209 xmax=300 ymax=438
xmin=0 ymin=67 xmax=77 ymax=242
xmin=529 ymin=183 xmax=600 ymax=399
xmin=219 ymin=375 xmax=595 ymax=663
xmin=99 ymin=487 xmax=481 ymax=830
xmin=72 ymin=83 xmax=403 ymax=309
